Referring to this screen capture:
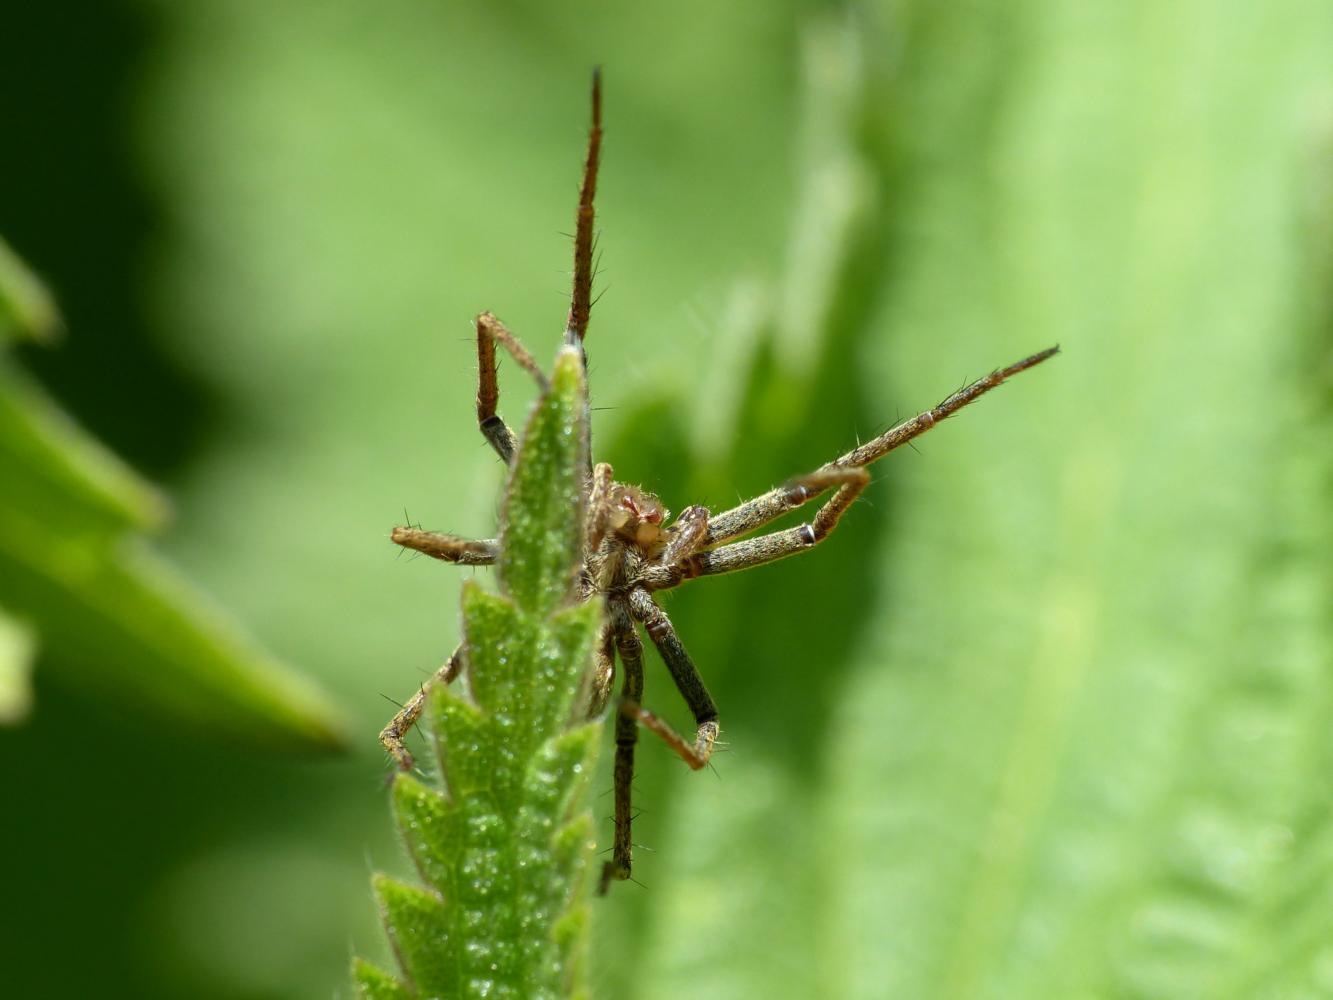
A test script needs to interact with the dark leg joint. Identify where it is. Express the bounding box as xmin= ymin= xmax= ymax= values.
xmin=479 ymin=415 xmax=514 ymax=463
xmin=784 ymin=482 xmax=812 ymax=503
